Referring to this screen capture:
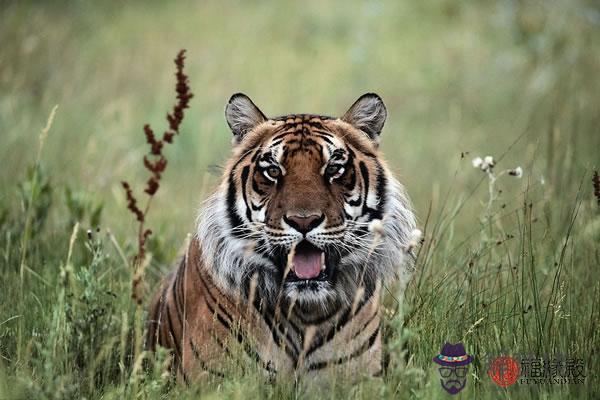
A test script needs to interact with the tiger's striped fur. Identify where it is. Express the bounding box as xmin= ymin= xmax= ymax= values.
xmin=147 ymin=93 xmax=416 ymax=383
